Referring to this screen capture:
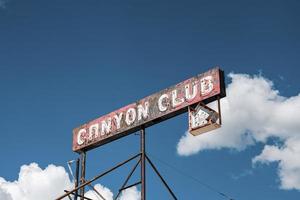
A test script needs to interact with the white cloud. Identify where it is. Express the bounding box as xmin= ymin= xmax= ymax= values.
xmin=118 ymin=187 xmax=141 ymax=200
xmin=0 ymin=163 xmax=73 ymax=200
xmin=85 ymin=184 xmax=114 ymax=200
xmin=177 ymin=73 xmax=300 ymax=190
xmin=230 ymin=169 xmax=253 ymax=181
xmin=0 ymin=162 xmax=141 ymax=200
xmin=0 ymin=186 xmax=12 ymax=200
xmin=85 ymin=184 xmax=140 ymax=200
xmin=253 ymin=136 xmax=300 ymax=190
